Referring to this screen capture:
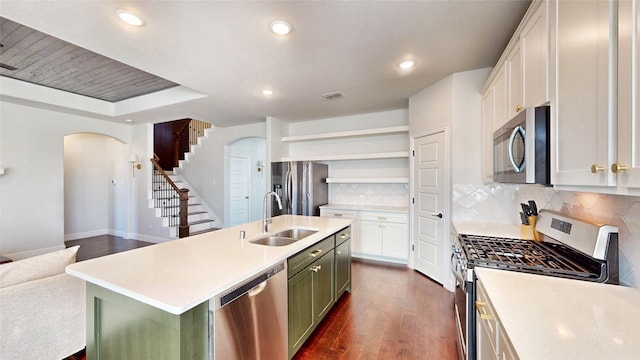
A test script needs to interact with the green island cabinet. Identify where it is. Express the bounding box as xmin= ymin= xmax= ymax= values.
xmin=287 ymin=226 xmax=352 ymax=358
xmin=85 ymin=226 xmax=351 ymax=360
